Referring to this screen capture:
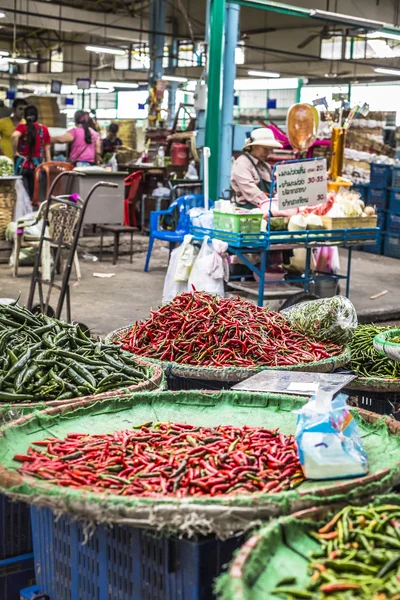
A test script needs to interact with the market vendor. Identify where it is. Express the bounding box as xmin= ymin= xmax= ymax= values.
xmin=231 ymin=128 xmax=282 ymax=209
